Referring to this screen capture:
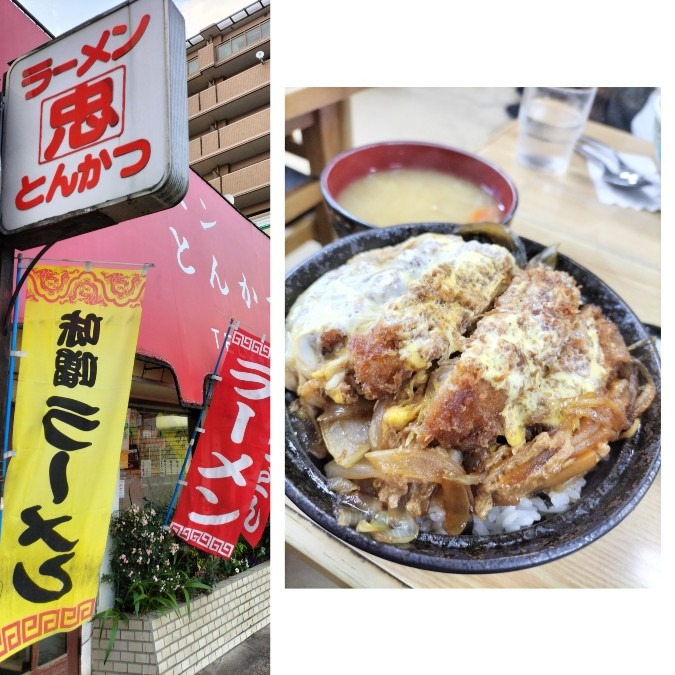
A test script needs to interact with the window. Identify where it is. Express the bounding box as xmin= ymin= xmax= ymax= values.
xmin=215 ymin=21 xmax=267 ymax=61
xmin=123 ymin=409 xmax=192 ymax=505
xmin=246 ymin=25 xmax=261 ymax=45
xmin=216 ymin=41 xmax=232 ymax=61
xmin=232 ymin=33 xmax=247 ymax=53
xmin=187 ymin=57 xmax=199 ymax=75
